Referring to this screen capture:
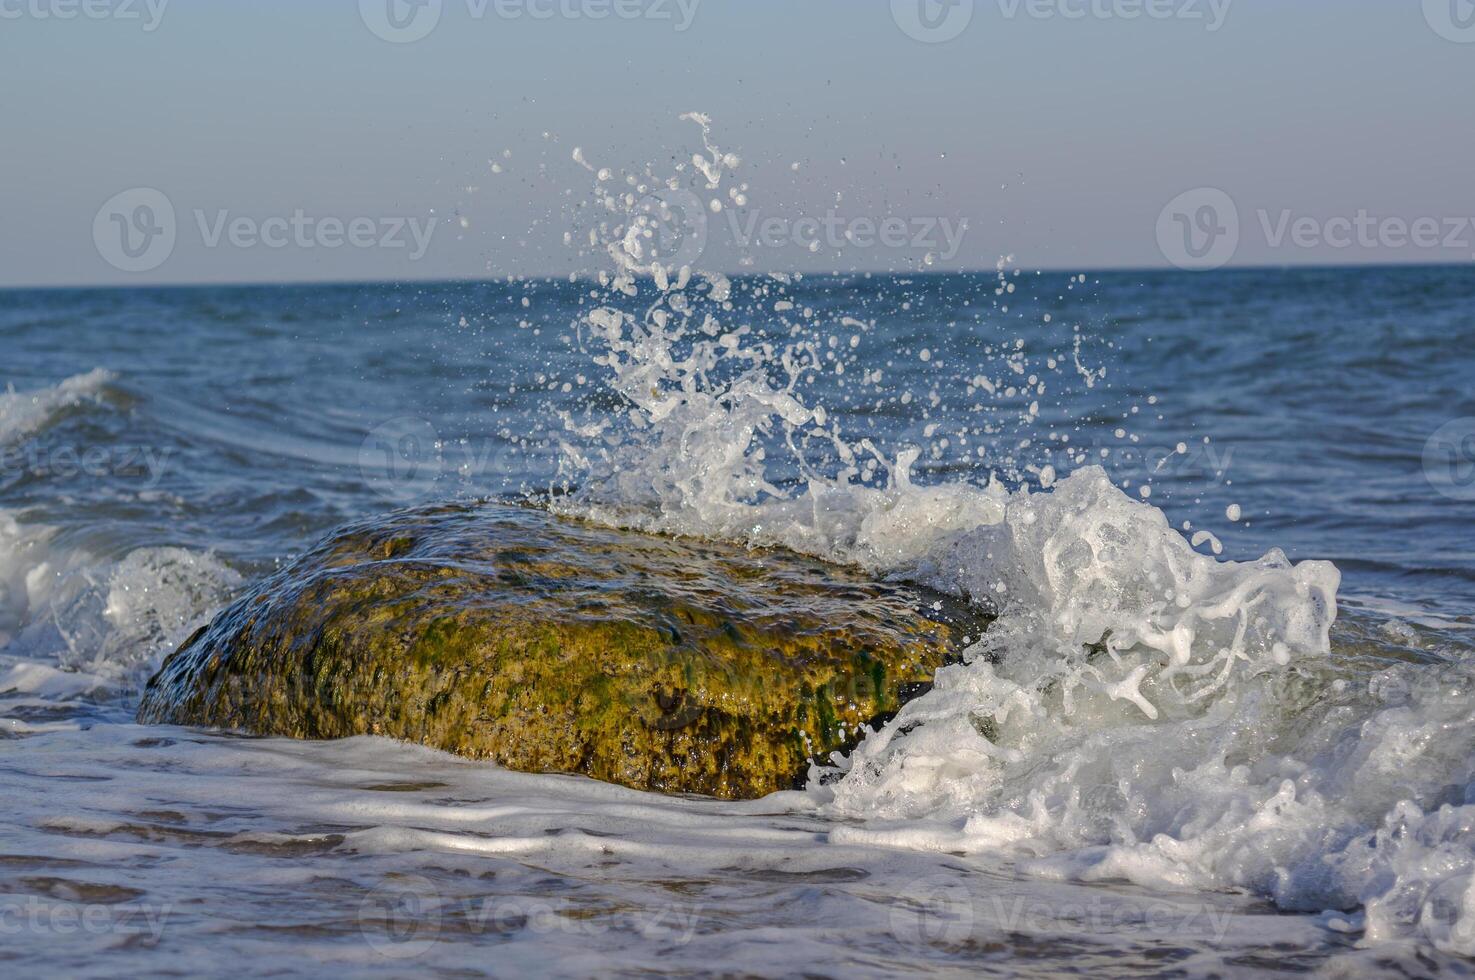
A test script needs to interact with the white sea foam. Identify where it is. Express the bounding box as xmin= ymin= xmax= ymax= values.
xmin=544 ymin=116 xmax=1475 ymax=955
xmin=12 ymin=725 xmax=1396 ymax=977
xmin=1 ymin=371 xmax=240 ymax=685
xmin=0 ymin=368 xmax=115 ymax=446
xmin=0 ymin=511 xmax=240 ymax=694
